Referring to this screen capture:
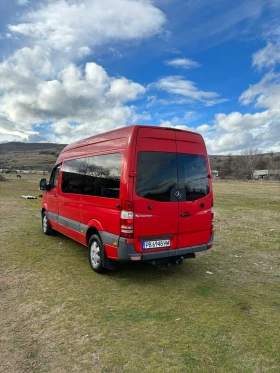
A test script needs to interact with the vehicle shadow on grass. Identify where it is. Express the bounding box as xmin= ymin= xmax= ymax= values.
xmin=52 ymin=232 xmax=206 ymax=283
xmin=105 ymin=259 xmax=203 ymax=283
